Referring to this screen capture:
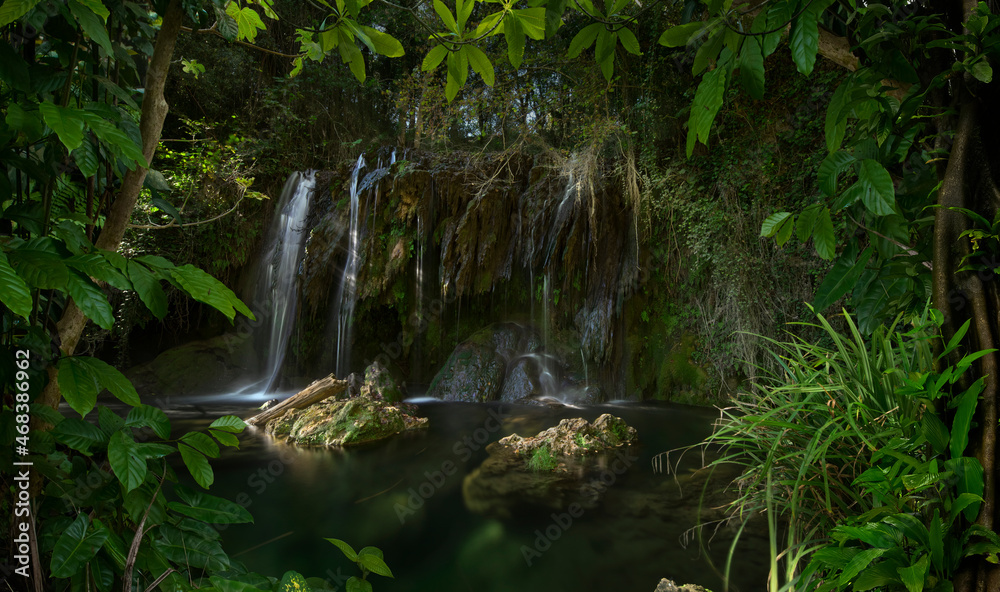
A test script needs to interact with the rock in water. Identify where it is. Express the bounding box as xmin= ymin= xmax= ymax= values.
xmin=427 ymin=323 xmax=540 ymax=402
xmin=653 ymin=580 xmax=709 ymax=592
xmin=462 ymin=414 xmax=638 ymax=518
xmin=258 ymin=362 xmax=426 ymax=446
